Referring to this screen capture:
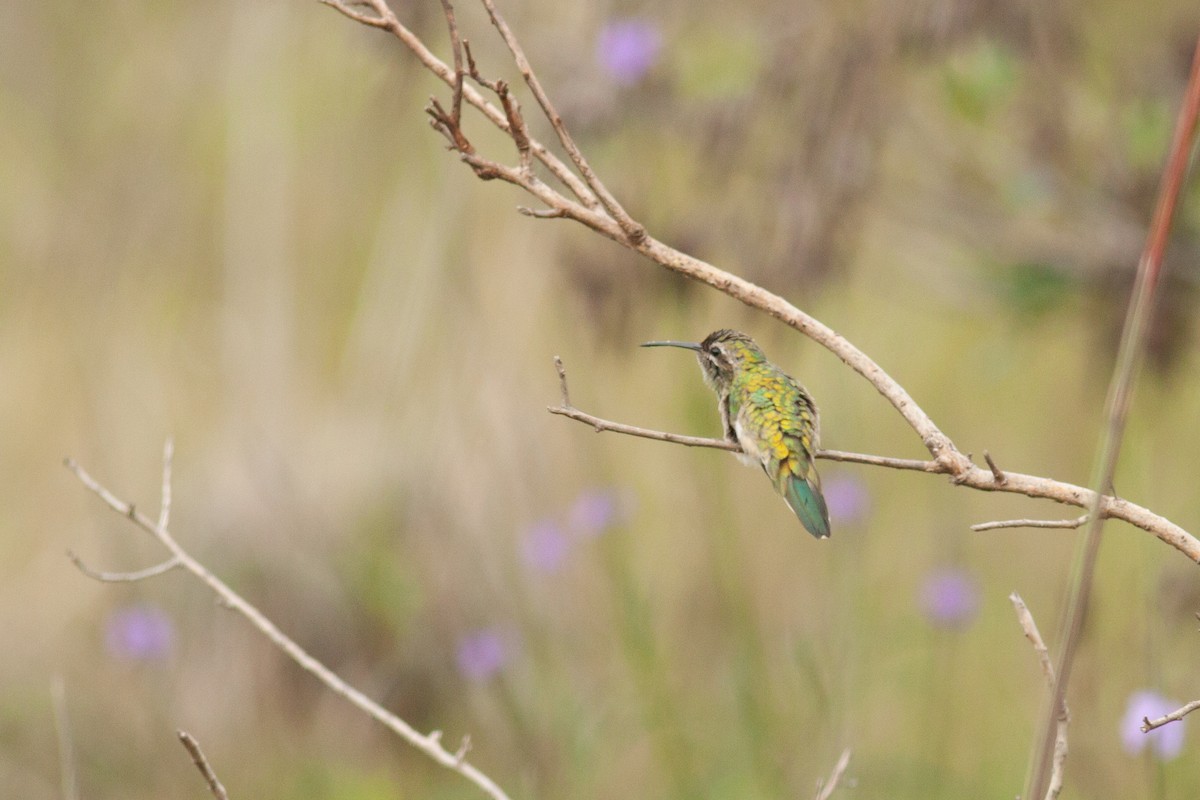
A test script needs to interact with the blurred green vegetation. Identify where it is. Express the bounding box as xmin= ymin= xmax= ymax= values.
xmin=3 ymin=0 xmax=1200 ymax=798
